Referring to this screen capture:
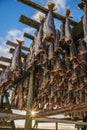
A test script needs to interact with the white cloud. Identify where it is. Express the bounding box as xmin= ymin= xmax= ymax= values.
xmin=50 ymin=0 xmax=66 ymax=11
xmin=23 ymin=27 xmax=34 ymax=34
xmin=6 ymin=27 xmax=35 ymax=43
xmin=0 ymin=45 xmax=10 ymax=56
xmin=0 ymin=27 xmax=34 ymax=59
xmin=6 ymin=29 xmax=24 ymax=42
xmin=0 ymin=37 xmax=11 ymax=58
xmin=32 ymin=11 xmax=45 ymax=21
